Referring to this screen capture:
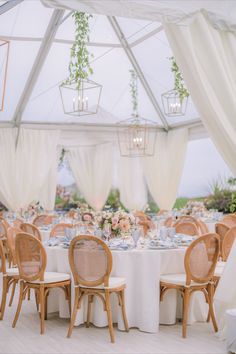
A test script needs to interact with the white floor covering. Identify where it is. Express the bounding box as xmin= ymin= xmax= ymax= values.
xmin=0 ymin=291 xmax=227 ymax=354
